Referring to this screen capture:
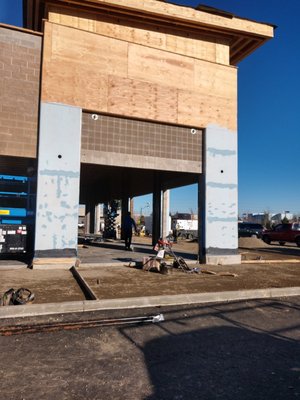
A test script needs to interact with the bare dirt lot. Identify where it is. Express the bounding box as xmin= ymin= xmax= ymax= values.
xmin=79 ymin=262 xmax=300 ymax=300
xmin=0 ymin=268 xmax=85 ymax=304
xmin=238 ymin=236 xmax=300 ymax=260
xmin=0 ymin=237 xmax=299 ymax=304
xmin=76 ymin=236 xmax=300 ymax=301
